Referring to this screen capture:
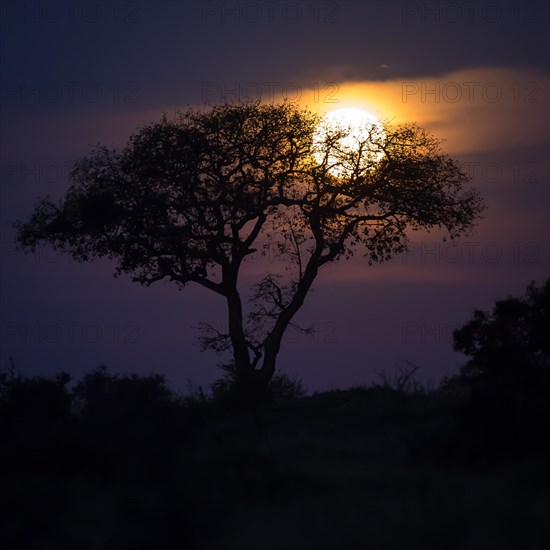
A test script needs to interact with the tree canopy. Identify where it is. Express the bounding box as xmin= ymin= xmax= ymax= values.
xmin=16 ymin=102 xmax=485 ymax=396
xmin=451 ymin=278 xmax=550 ymax=453
xmin=454 ymin=278 xmax=550 ymax=380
